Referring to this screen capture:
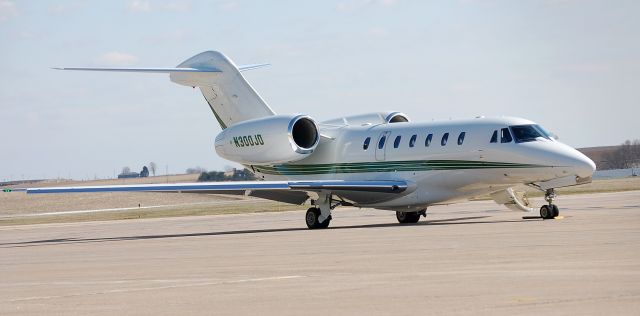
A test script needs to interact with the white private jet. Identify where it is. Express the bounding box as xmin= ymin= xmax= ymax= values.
xmin=20 ymin=51 xmax=595 ymax=229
